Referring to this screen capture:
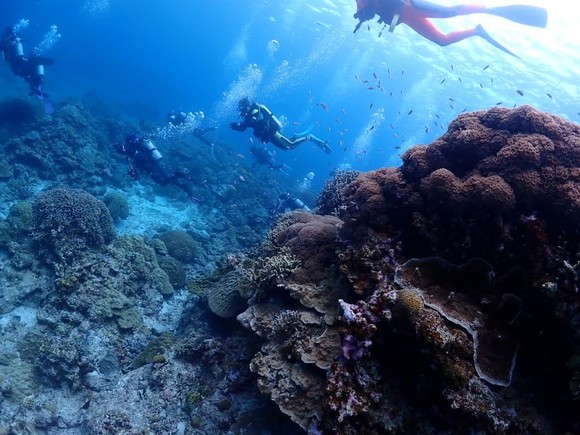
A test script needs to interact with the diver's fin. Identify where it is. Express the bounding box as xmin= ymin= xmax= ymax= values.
xmin=476 ymin=25 xmax=520 ymax=59
xmin=486 ymin=5 xmax=548 ymax=28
